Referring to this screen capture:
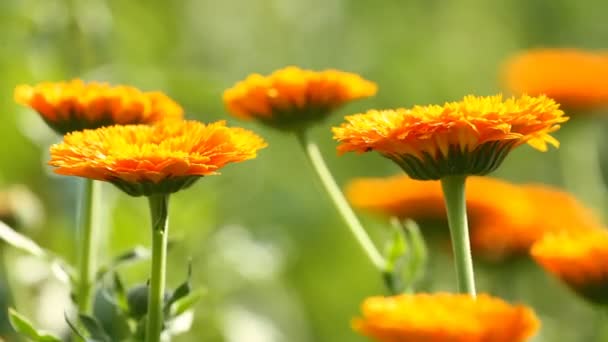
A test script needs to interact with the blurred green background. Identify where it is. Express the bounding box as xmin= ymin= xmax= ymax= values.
xmin=1 ymin=0 xmax=608 ymax=341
